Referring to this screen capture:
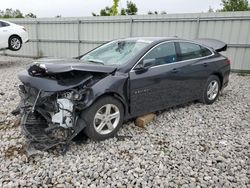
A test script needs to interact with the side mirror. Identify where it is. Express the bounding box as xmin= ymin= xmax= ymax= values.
xmin=142 ymin=59 xmax=156 ymax=68
xmin=134 ymin=58 xmax=155 ymax=72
